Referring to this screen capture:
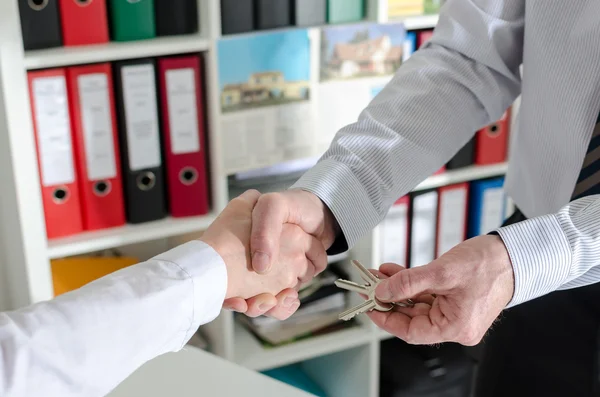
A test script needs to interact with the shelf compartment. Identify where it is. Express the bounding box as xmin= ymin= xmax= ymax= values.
xmin=233 ymin=321 xmax=373 ymax=372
